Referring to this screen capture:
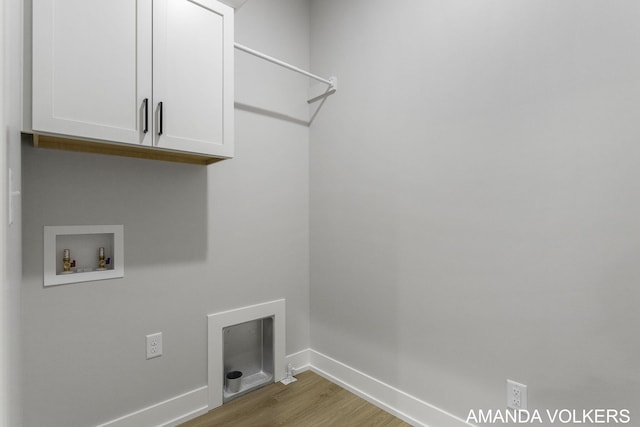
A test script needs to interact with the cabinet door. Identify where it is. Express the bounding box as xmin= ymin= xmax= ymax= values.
xmin=153 ymin=0 xmax=234 ymax=158
xmin=32 ymin=0 xmax=152 ymax=146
